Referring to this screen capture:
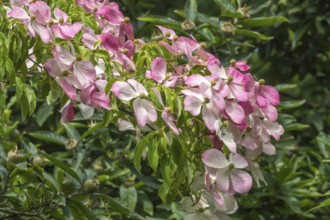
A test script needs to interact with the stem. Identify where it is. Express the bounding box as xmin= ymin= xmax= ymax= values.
xmin=28 ymin=57 xmax=44 ymax=70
